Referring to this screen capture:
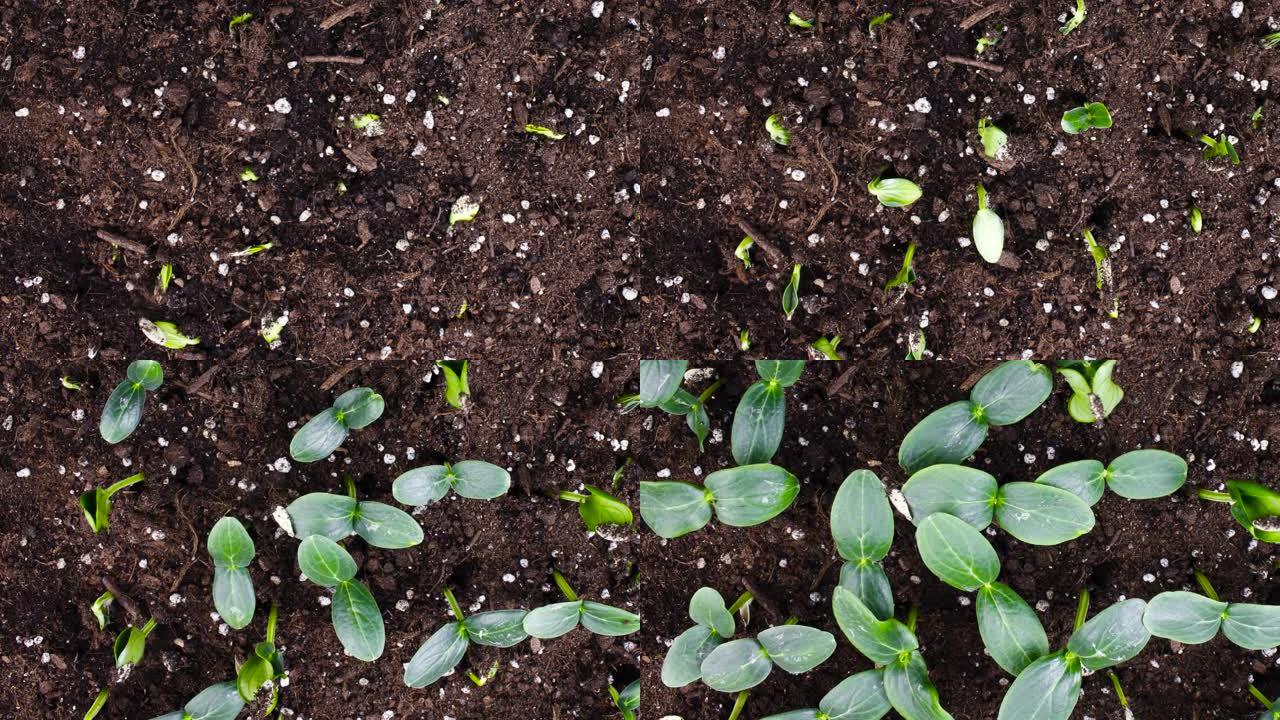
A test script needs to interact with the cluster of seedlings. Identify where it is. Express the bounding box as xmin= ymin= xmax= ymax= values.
xmin=82 ymin=360 xmax=640 ymax=719
xmin=640 ymin=359 xmax=1280 ymax=719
